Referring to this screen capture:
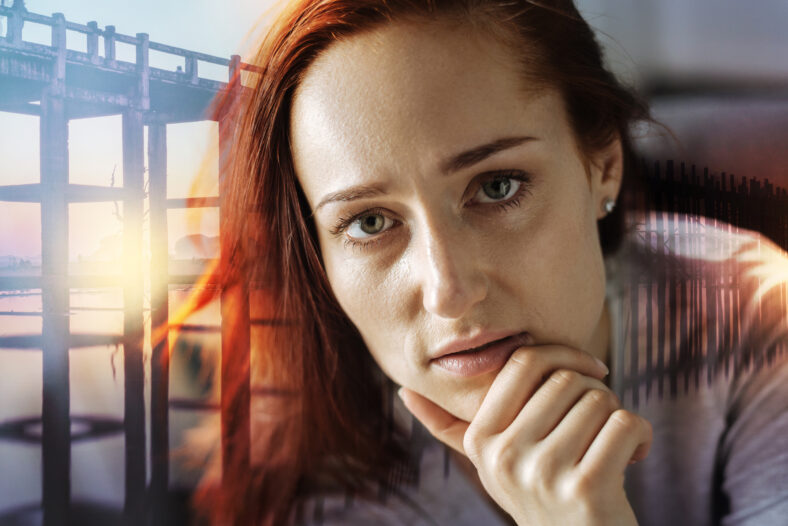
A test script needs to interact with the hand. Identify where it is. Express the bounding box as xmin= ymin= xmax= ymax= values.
xmin=398 ymin=344 xmax=652 ymax=526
